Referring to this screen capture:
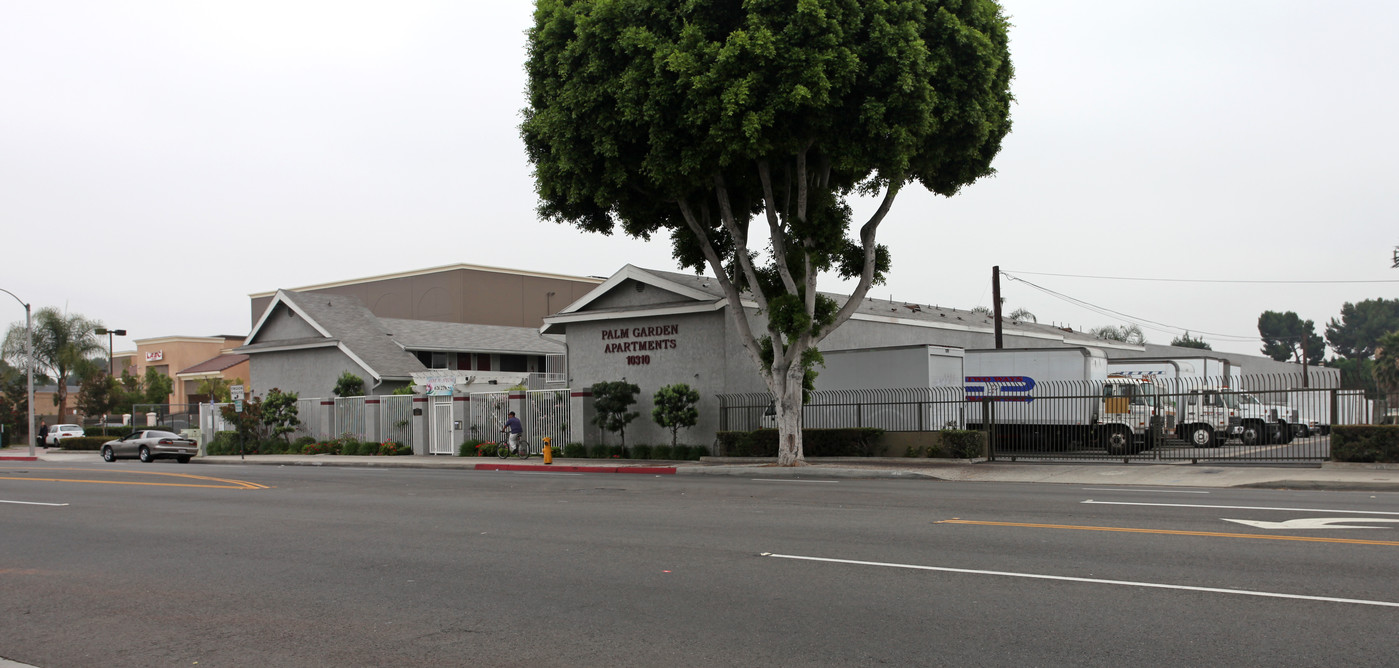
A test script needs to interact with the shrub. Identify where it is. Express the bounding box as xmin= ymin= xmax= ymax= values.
xmin=940 ymin=430 xmax=986 ymax=459
xmin=377 ymin=440 xmax=411 ymax=456
xmin=562 ymin=443 xmax=587 ymax=458
xmin=82 ymin=426 xmax=134 ymax=438
xmin=716 ymin=428 xmax=884 ymax=457
xmin=294 ymin=435 xmax=317 ymax=448
xmin=55 ymin=436 xmax=107 ymax=451
xmin=207 ymin=431 xmax=242 ymax=456
xmin=650 ymin=444 xmax=673 ymax=460
xmin=630 ymin=444 xmax=654 ymax=460
xmin=459 ymin=439 xmax=485 ymax=457
xmin=302 ymin=441 xmax=340 ymax=455
xmin=1331 ymin=426 xmax=1399 ymax=463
